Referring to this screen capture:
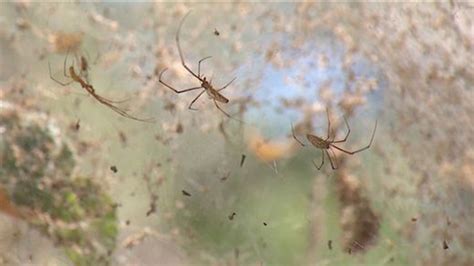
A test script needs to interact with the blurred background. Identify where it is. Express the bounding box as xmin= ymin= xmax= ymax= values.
xmin=0 ymin=2 xmax=473 ymax=266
